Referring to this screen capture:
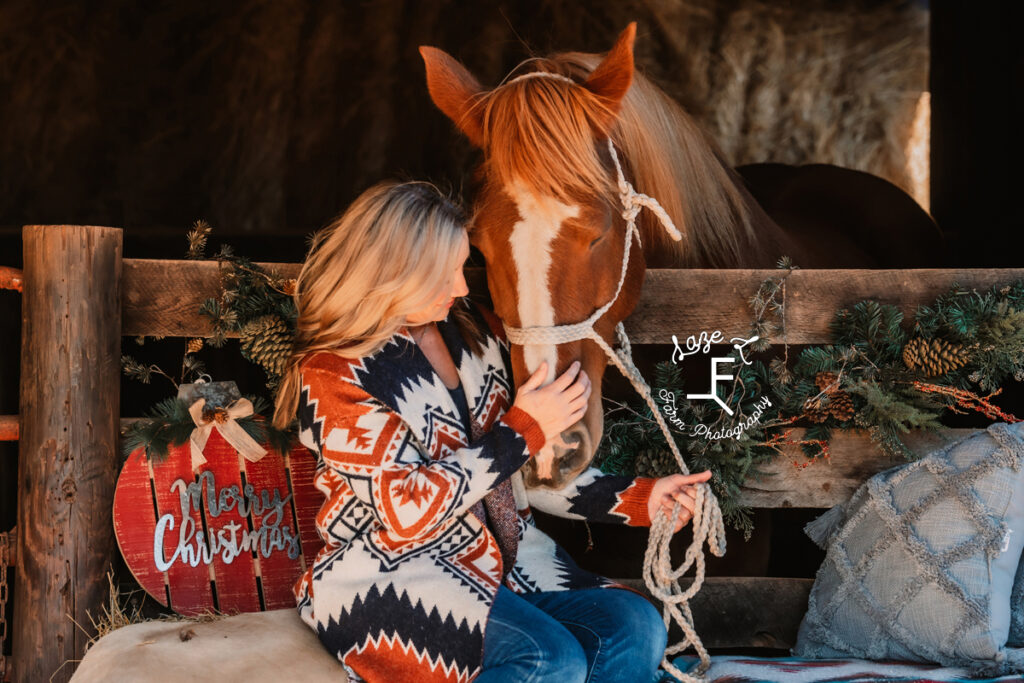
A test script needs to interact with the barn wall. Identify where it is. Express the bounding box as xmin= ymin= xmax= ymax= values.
xmin=0 ymin=0 xmax=928 ymax=235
